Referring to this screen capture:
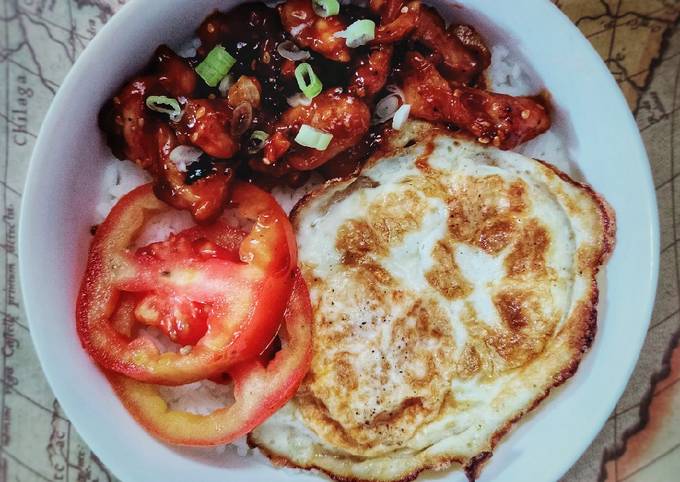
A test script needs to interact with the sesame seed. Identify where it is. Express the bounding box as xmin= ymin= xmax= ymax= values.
xmin=521 ymin=110 xmax=531 ymax=119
